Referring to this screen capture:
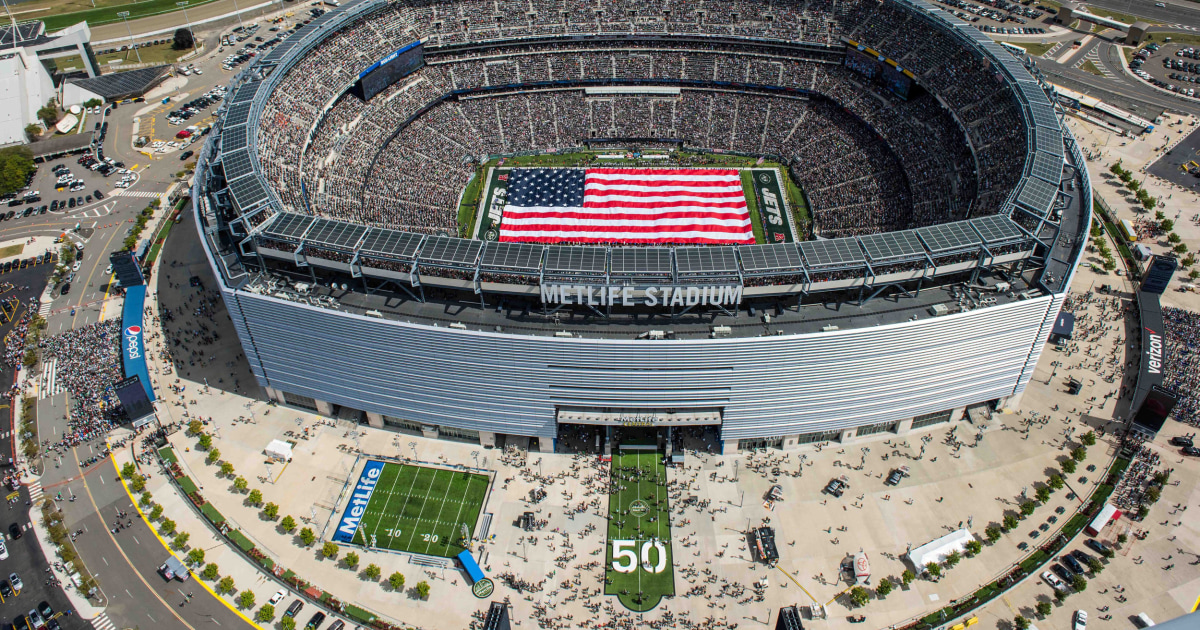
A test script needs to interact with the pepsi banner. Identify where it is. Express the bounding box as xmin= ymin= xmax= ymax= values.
xmin=332 ymin=460 xmax=386 ymax=543
xmin=121 ymin=285 xmax=155 ymax=402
